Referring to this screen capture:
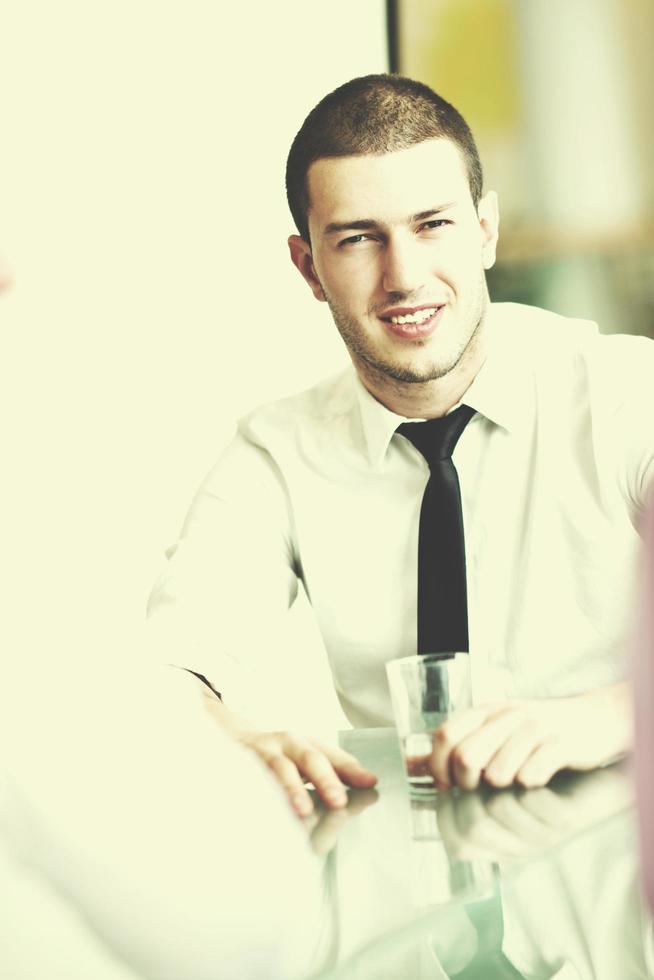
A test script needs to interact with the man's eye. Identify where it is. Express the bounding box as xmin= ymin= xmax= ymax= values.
xmin=420 ymin=219 xmax=452 ymax=231
xmin=339 ymin=234 xmax=374 ymax=247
